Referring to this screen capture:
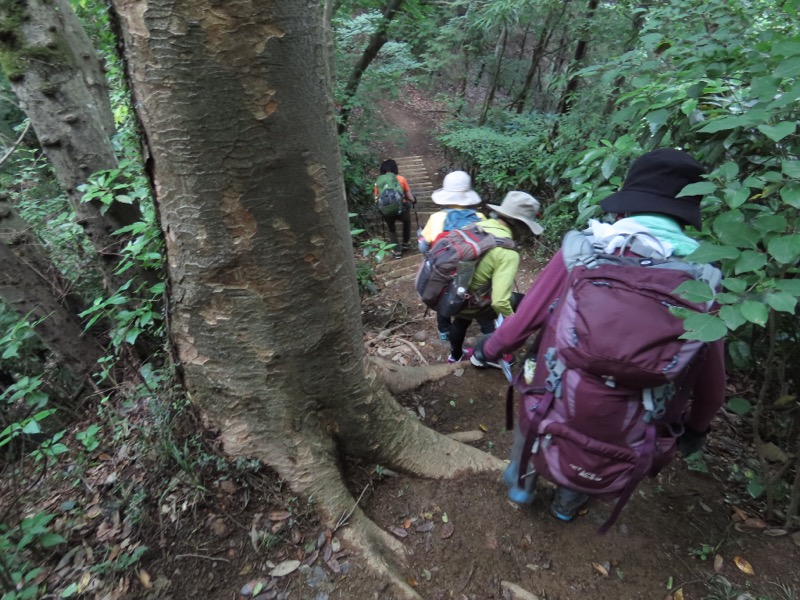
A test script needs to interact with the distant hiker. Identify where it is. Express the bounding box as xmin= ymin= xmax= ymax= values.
xmin=444 ymin=191 xmax=543 ymax=364
xmin=417 ymin=170 xmax=487 ymax=341
xmin=472 ymin=148 xmax=726 ymax=531
xmin=374 ymin=159 xmax=416 ymax=259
